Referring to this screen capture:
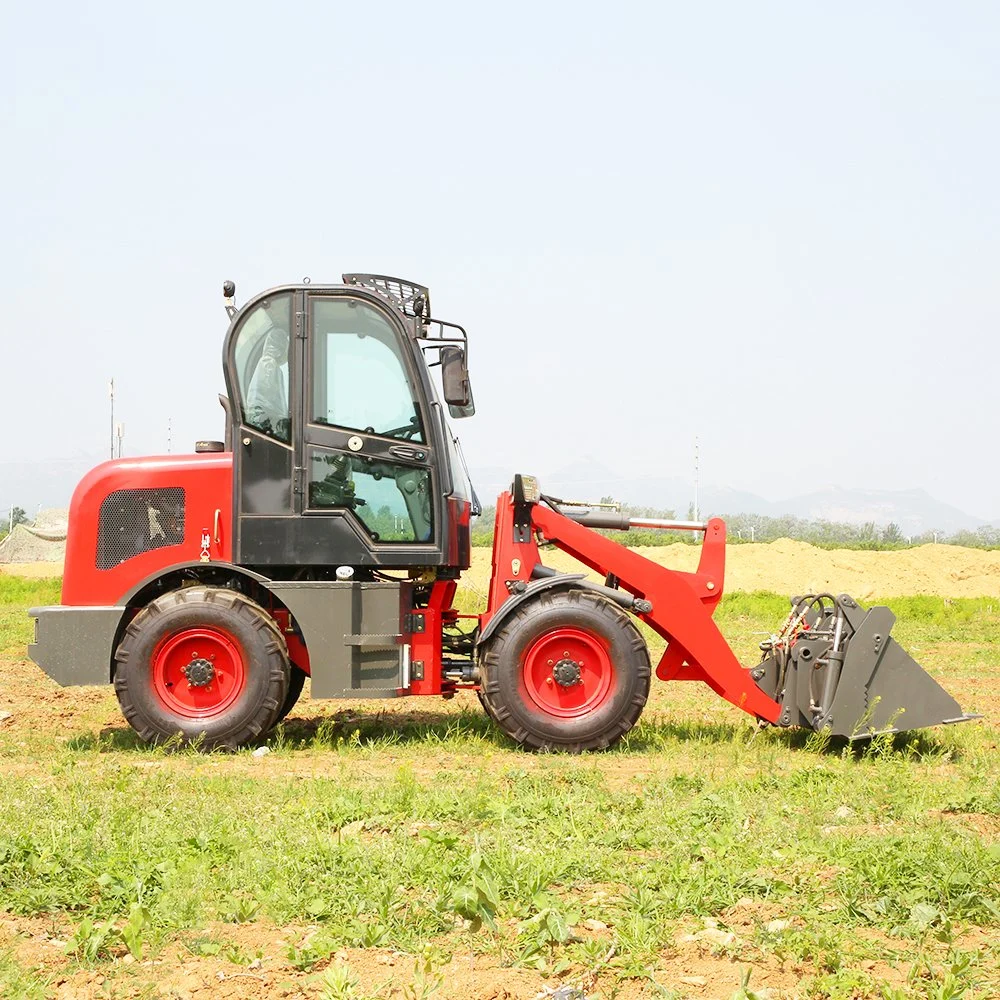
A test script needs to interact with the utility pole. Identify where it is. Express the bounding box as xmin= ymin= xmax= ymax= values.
xmin=693 ymin=436 xmax=700 ymax=522
xmin=109 ymin=378 xmax=115 ymax=459
xmin=115 ymin=423 xmax=125 ymax=459
xmin=167 ymin=417 xmax=172 ymax=454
